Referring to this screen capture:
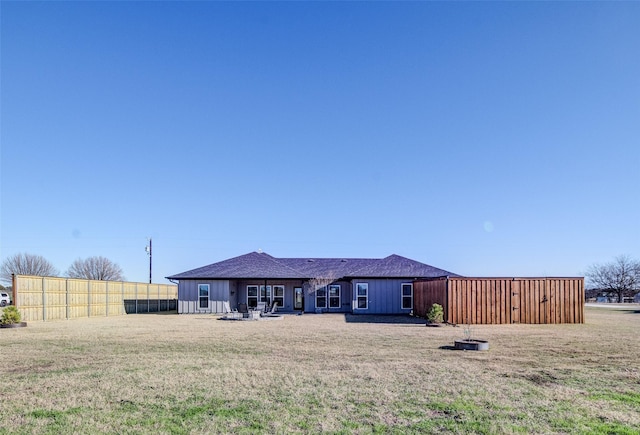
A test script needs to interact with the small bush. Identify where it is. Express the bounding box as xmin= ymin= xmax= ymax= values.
xmin=1 ymin=305 xmax=22 ymax=325
xmin=426 ymin=303 xmax=444 ymax=324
